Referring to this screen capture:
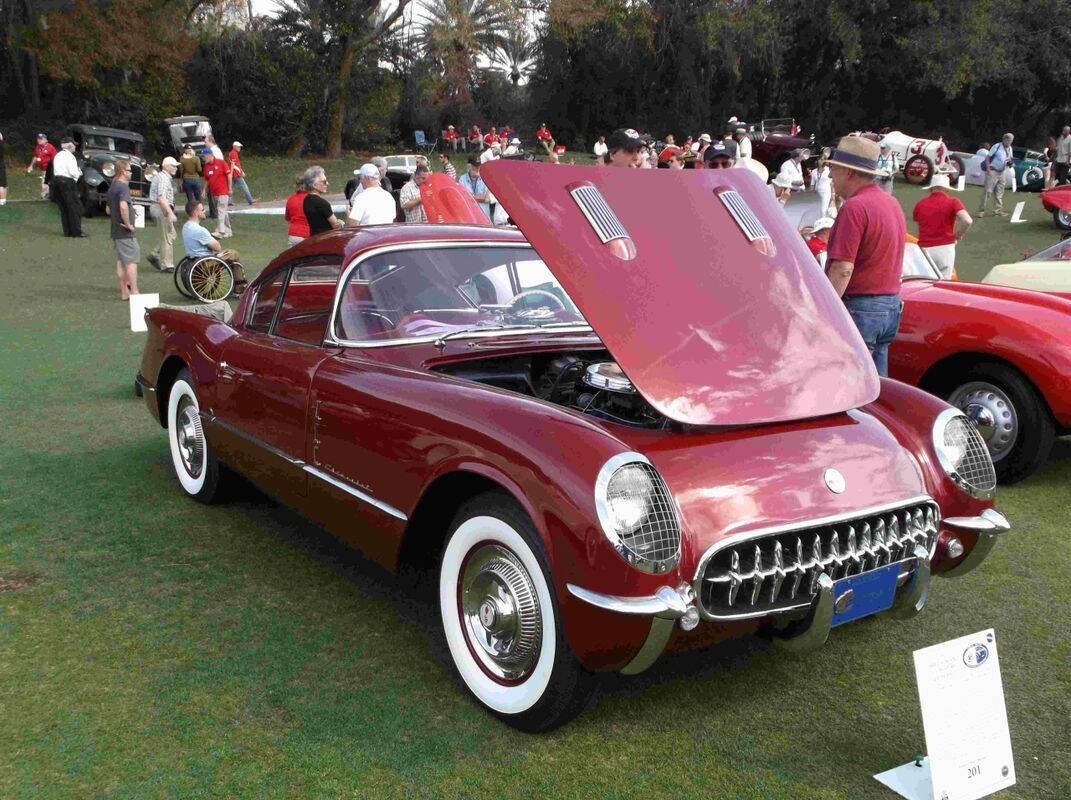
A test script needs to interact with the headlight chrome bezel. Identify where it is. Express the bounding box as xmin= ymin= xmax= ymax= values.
xmin=595 ymin=452 xmax=682 ymax=574
xmin=100 ymin=160 xmax=117 ymax=179
xmin=932 ymin=408 xmax=997 ymax=501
